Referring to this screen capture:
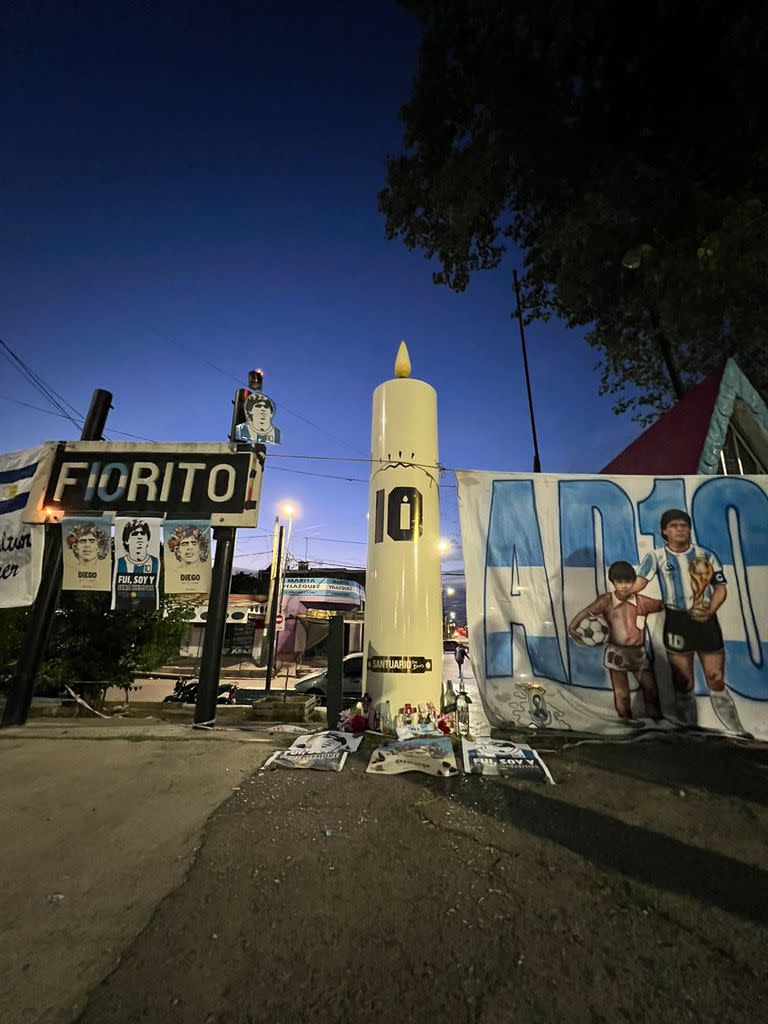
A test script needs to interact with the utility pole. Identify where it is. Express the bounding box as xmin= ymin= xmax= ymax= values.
xmin=263 ymin=524 xmax=285 ymax=692
xmin=1 ymin=388 xmax=113 ymax=728
xmin=513 ymin=269 xmax=542 ymax=473
xmin=257 ymin=517 xmax=280 ymax=667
